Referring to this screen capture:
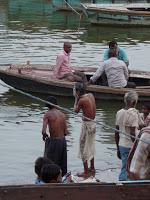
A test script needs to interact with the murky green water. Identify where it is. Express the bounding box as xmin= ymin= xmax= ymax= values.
xmin=0 ymin=0 xmax=150 ymax=185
